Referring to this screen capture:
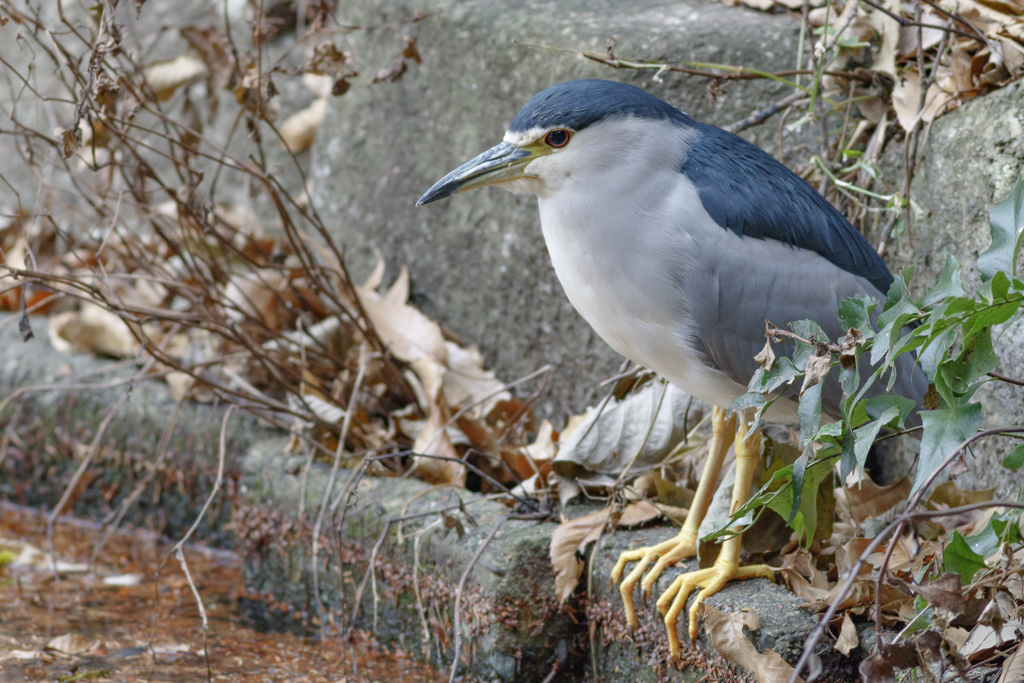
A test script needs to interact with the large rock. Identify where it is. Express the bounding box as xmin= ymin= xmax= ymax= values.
xmin=312 ymin=0 xmax=805 ymax=420
xmin=879 ymin=80 xmax=1024 ymax=495
xmin=0 ymin=315 xmax=277 ymax=544
xmin=239 ymin=437 xmax=859 ymax=682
